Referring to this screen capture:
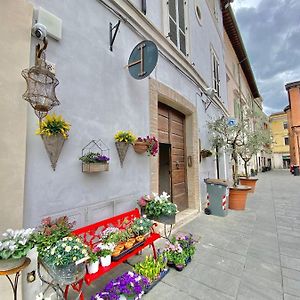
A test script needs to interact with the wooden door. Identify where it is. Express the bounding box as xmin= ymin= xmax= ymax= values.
xmin=158 ymin=103 xmax=187 ymax=211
